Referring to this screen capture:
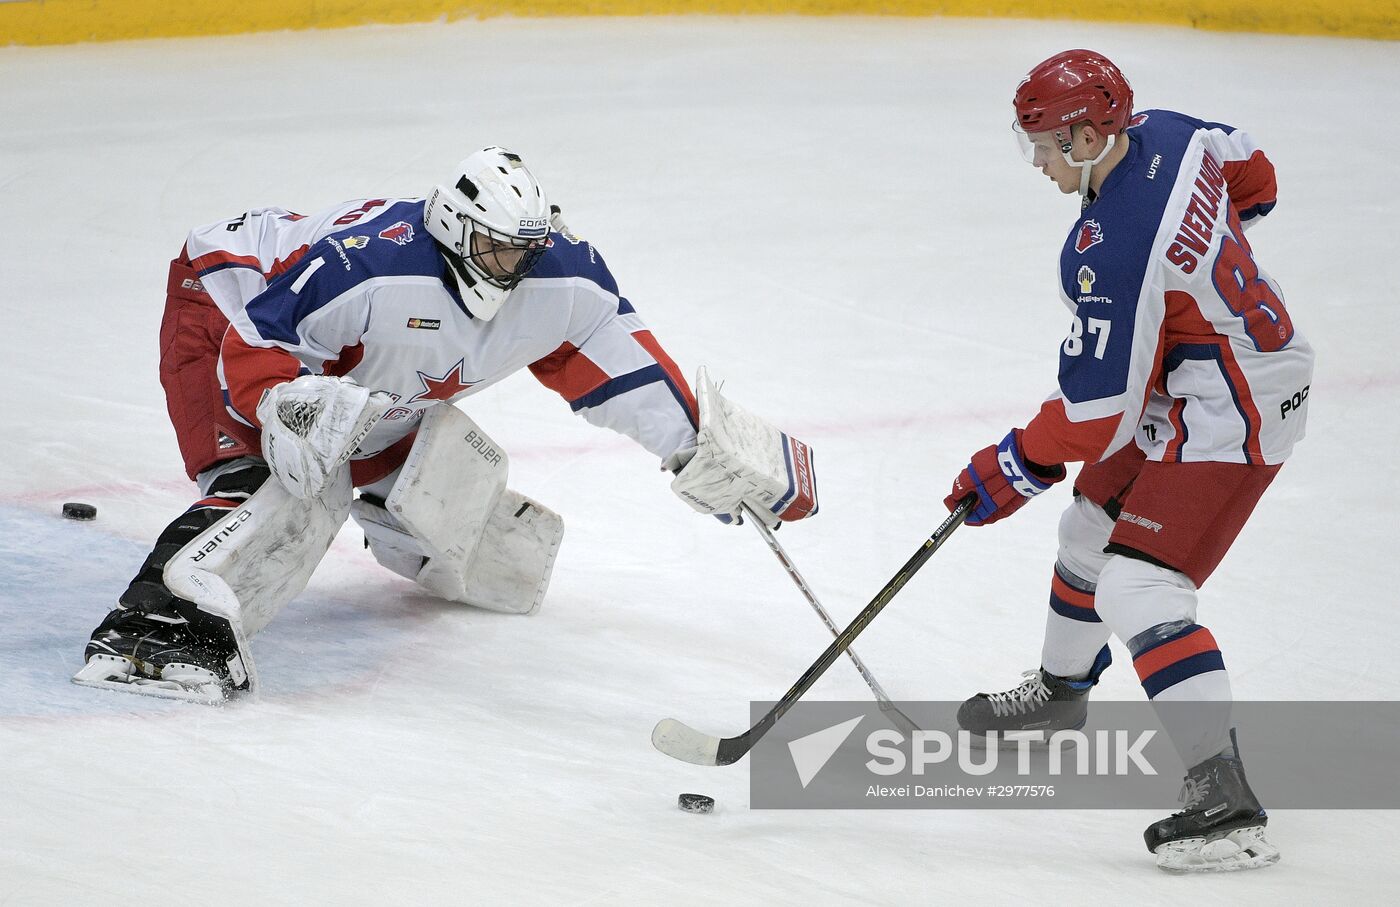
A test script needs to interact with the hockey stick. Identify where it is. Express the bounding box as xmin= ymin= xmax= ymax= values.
xmin=741 ymin=504 xmax=921 ymax=736
xmin=652 ymin=495 xmax=977 ymax=766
